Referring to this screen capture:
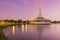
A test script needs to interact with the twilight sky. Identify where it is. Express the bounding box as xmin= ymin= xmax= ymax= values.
xmin=0 ymin=0 xmax=60 ymax=21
